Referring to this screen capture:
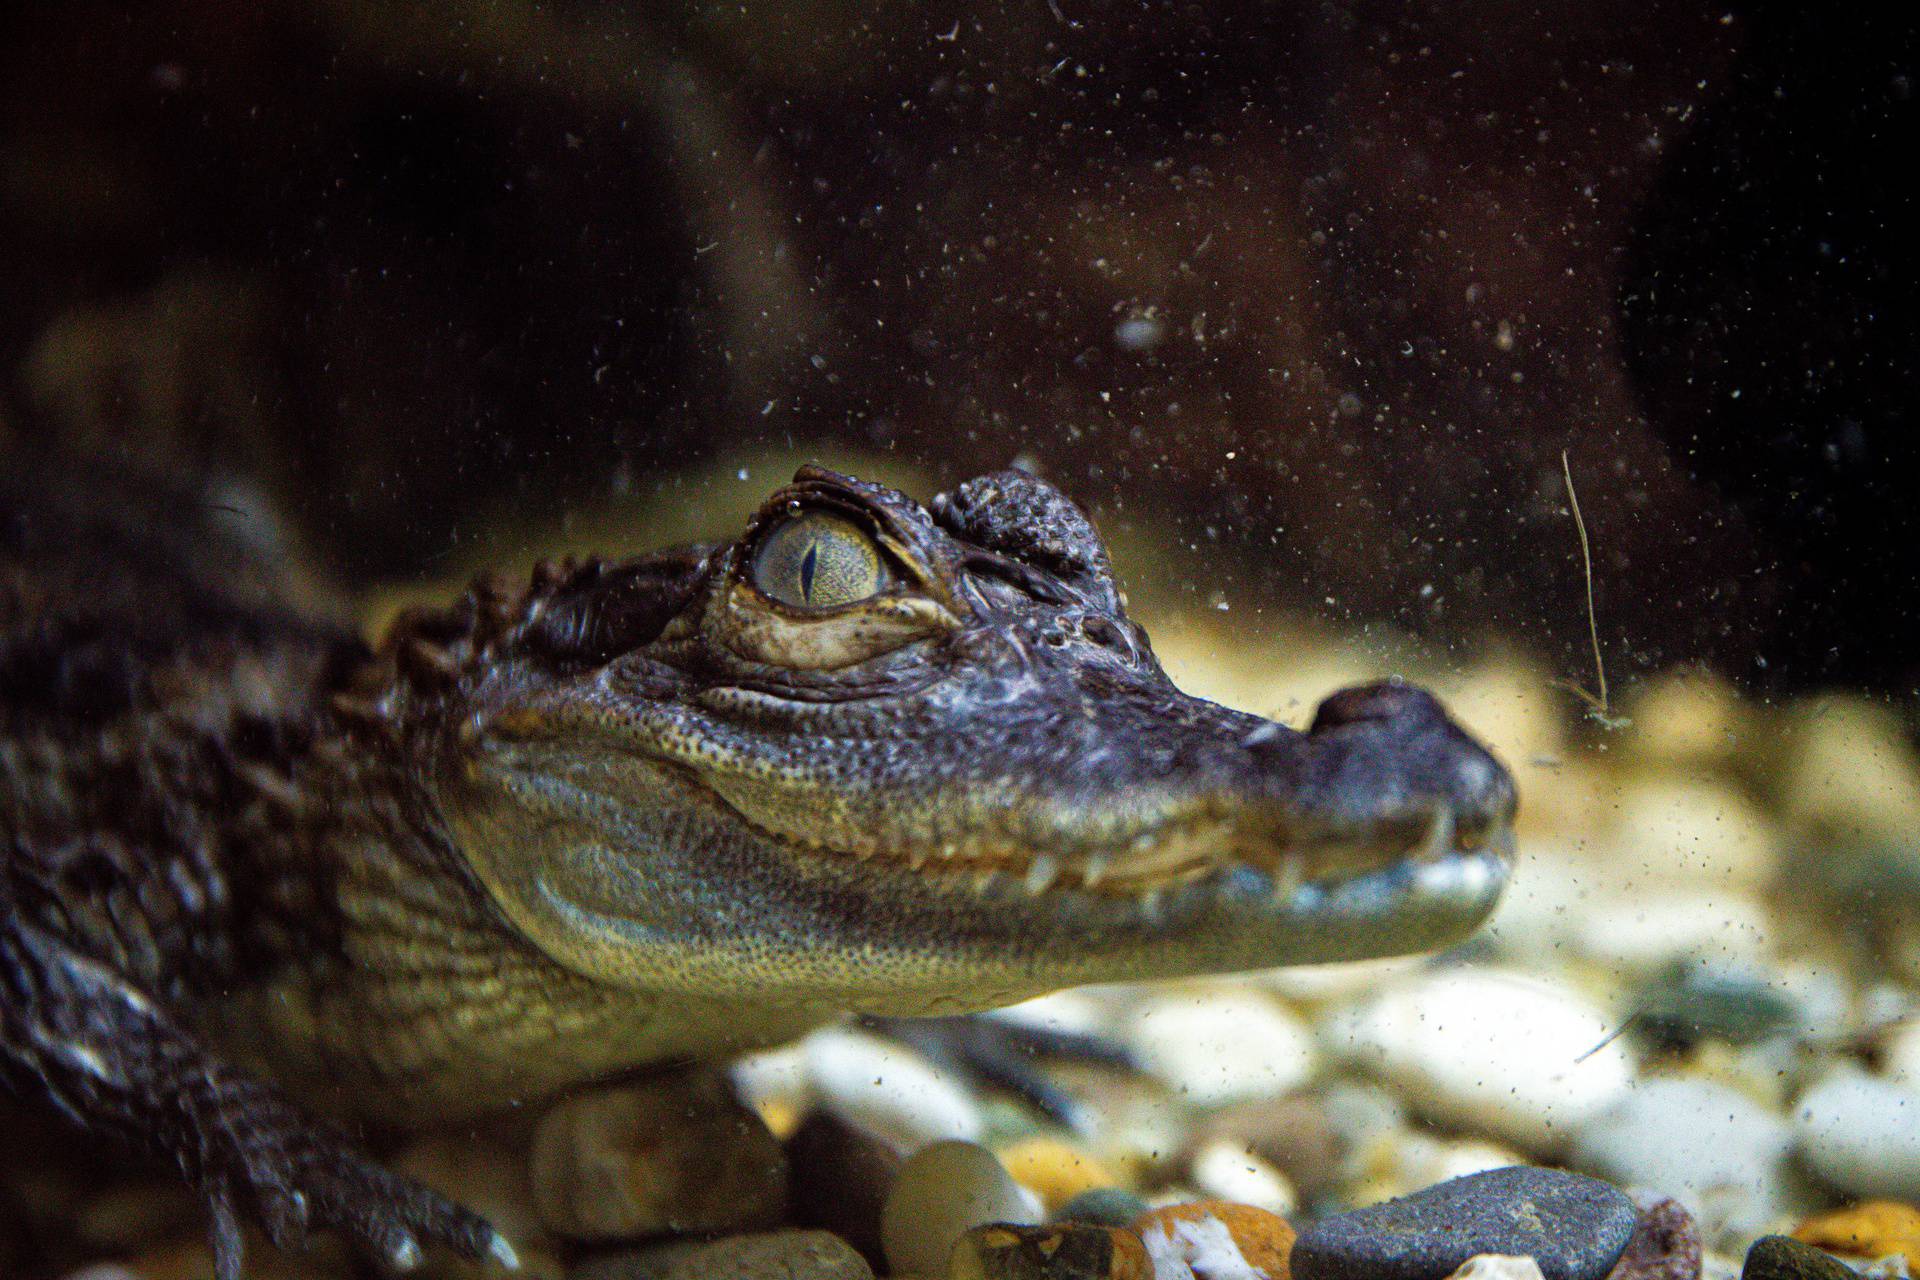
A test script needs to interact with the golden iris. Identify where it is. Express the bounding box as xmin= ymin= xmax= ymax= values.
xmin=751 ymin=513 xmax=884 ymax=608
